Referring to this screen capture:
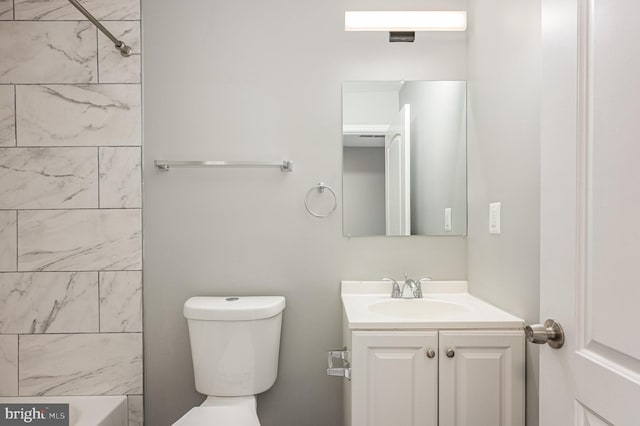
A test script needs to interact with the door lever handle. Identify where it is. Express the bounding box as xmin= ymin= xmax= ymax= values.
xmin=525 ymin=319 xmax=565 ymax=349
